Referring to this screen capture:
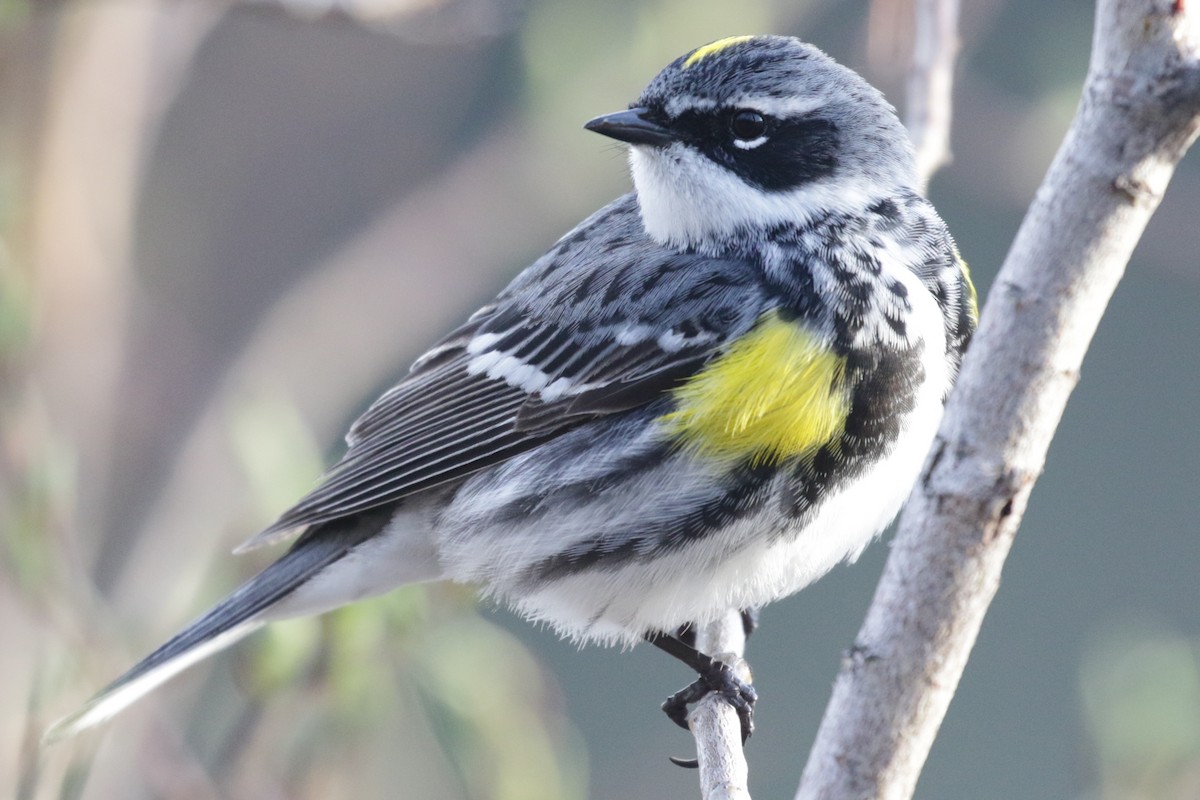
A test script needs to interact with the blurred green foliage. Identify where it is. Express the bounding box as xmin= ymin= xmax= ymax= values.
xmin=228 ymin=388 xmax=325 ymax=524
xmin=415 ymin=614 xmax=587 ymax=800
xmin=1081 ymin=623 xmax=1200 ymax=799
